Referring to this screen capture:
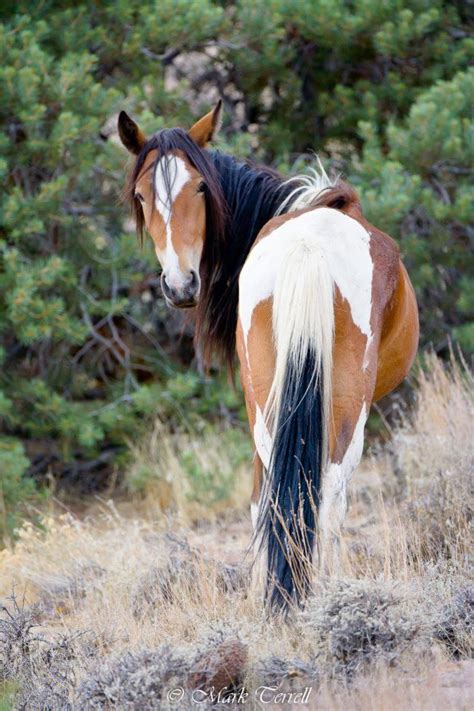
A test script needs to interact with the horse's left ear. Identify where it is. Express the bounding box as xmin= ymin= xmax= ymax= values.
xmin=118 ymin=111 xmax=147 ymax=155
xmin=188 ymin=100 xmax=223 ymax=147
